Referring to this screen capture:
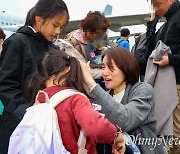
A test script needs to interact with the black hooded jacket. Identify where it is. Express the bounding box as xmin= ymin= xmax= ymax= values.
xmin=0 ymin=26 xmax=57 ymax=121
xmin=0 ymin=26 xmax=59 ymax=153
xmin=146 ymin=1 xmax=180 ymax=84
